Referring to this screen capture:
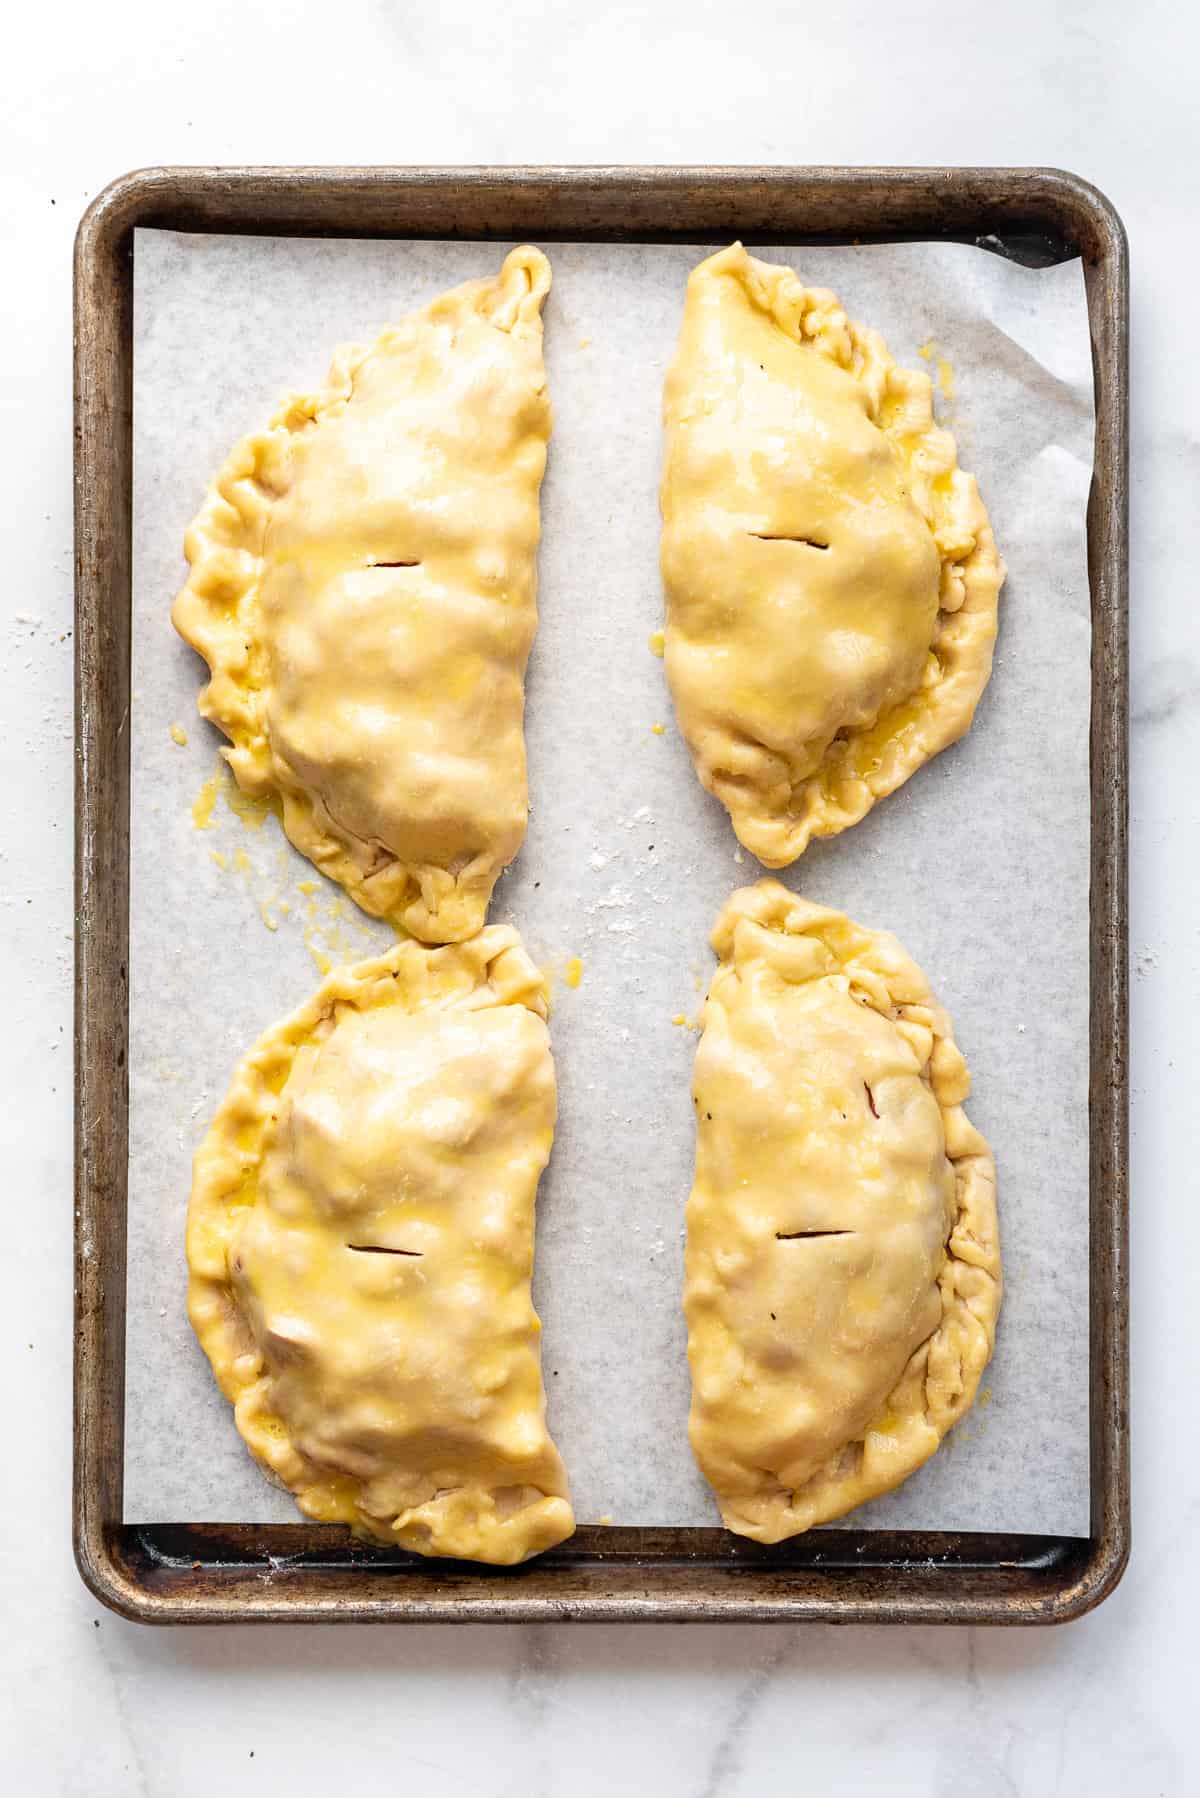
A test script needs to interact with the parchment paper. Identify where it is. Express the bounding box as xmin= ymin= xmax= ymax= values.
xmin=126 ymin=230 xmax=1094 ymax=1533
